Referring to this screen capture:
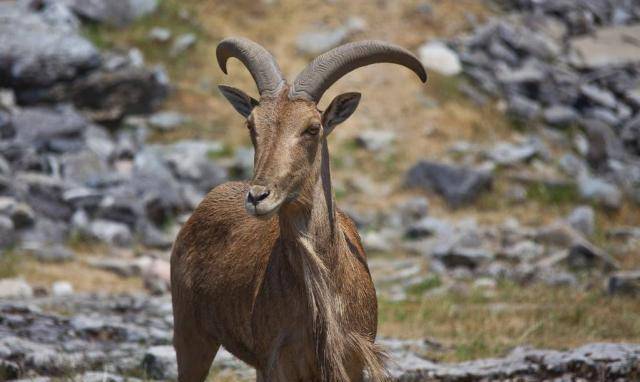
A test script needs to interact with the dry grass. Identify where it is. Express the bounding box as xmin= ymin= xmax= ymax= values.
xmin=378 ymin=282 xmax=640 ymax=362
